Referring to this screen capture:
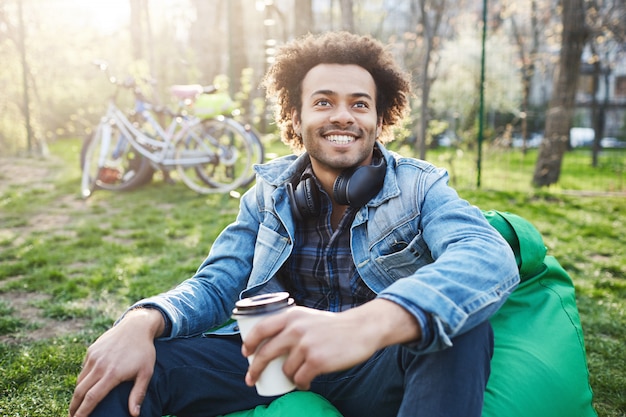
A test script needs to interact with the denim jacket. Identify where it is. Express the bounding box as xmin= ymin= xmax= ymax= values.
xmin=134 ymin=144 xmax=519 ymax=353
